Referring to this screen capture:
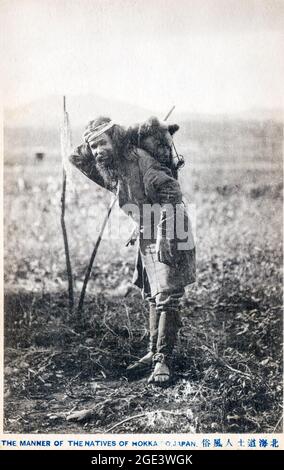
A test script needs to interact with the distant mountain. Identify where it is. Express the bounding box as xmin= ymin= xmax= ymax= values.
xmin=5 ymin=94 xmax=283 ymax=130
xmin=4 ymin=94 xmax=283 ymax=162
xmin=4 ymin=94 xmax=156 ymax=129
